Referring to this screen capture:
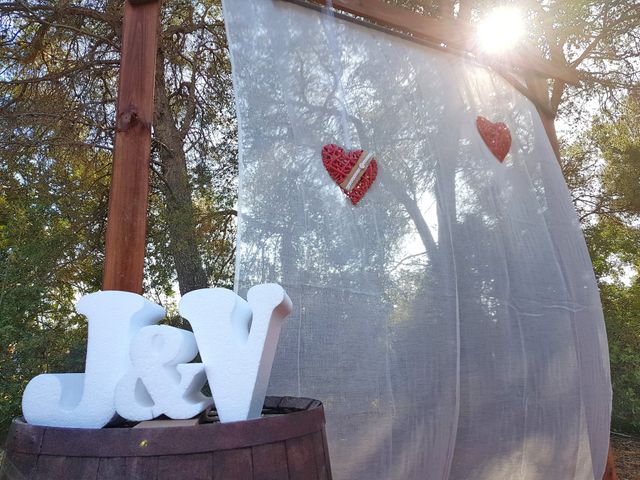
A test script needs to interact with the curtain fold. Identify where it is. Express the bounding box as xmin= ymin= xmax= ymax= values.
xmin=223 ymin=1 xmax=612 ymax=478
